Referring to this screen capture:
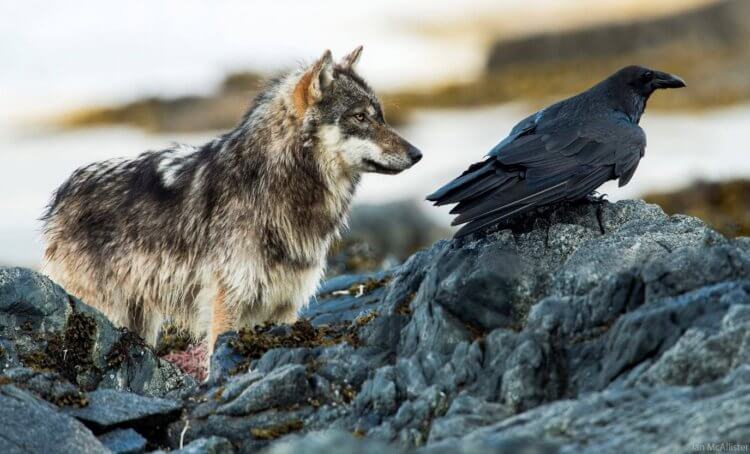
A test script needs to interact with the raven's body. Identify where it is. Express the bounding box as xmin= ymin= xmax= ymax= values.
xmin=427 ymin=66 xmax=685 ymax=237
